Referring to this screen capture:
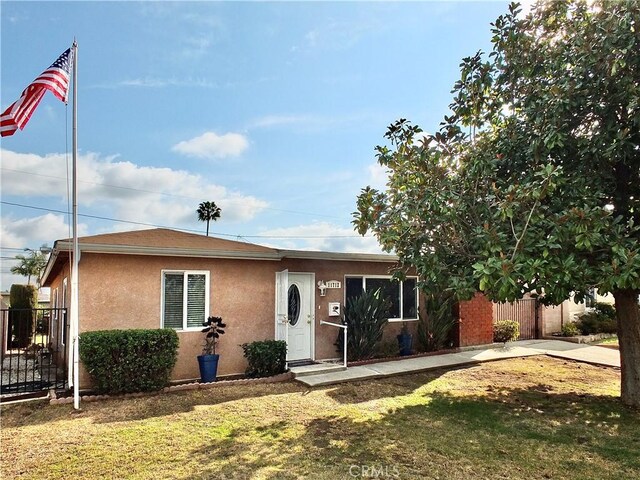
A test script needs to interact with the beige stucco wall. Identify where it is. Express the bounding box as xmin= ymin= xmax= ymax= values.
xmin=563 ymin=291 xmax=615 ymax=323
xmin=540 ymin=304 xmax=564 ymax=335
xmin=47 ymin=262 xmax=71 ymax=367
xmin=73 ymin=253 xmax=414 ymax=387
xmin=281 ymin=258 xmax=420 ymax=360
